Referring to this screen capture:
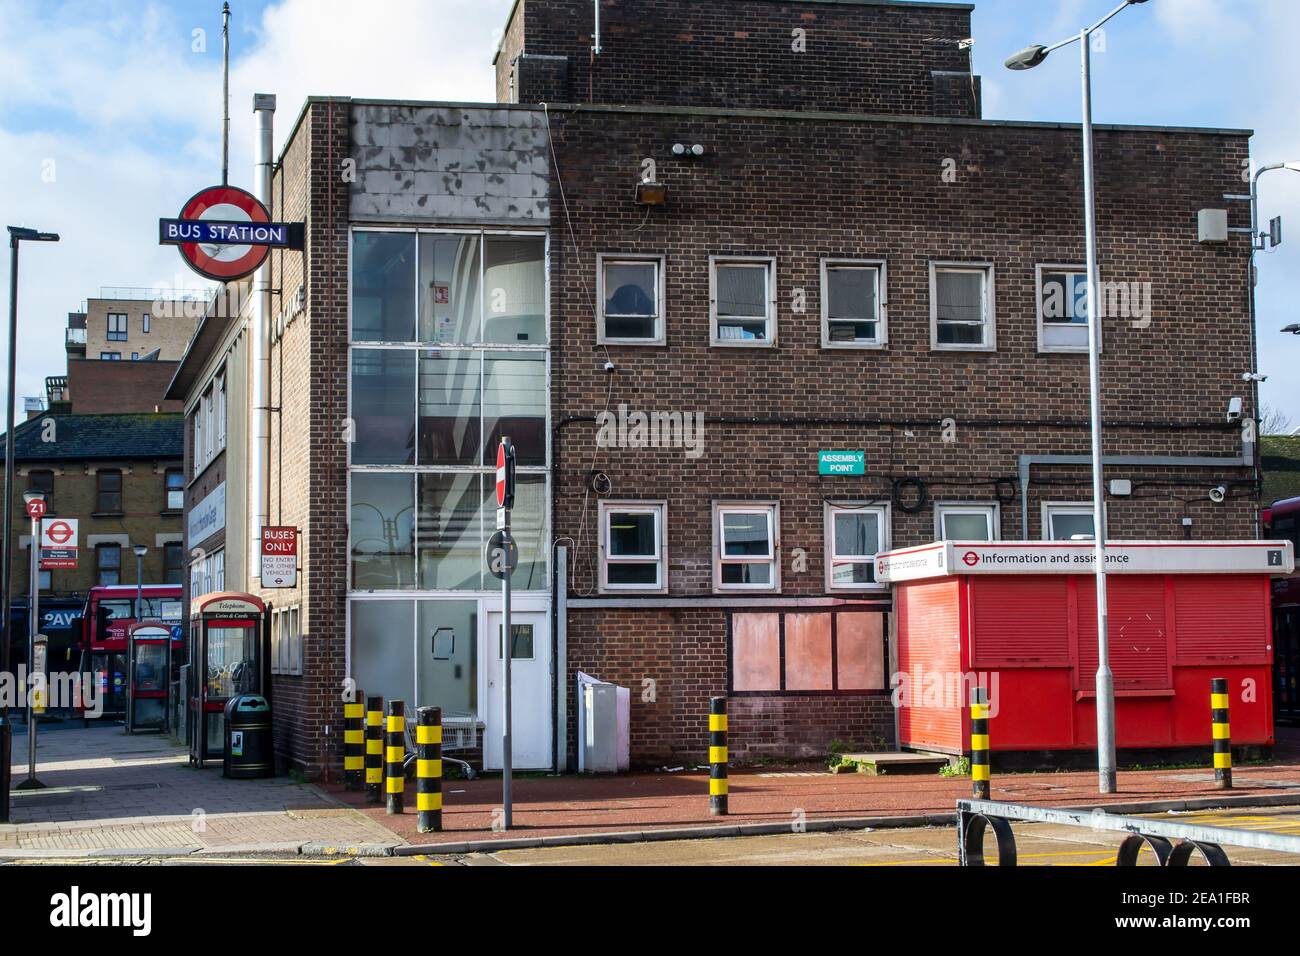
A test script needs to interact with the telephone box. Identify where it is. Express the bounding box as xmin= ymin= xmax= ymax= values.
xmin=127 ymin=622 xmax=172 ymax=733
xmin=879 ymin=540 xmax=1295 ymax=755
xmin=188 ymin=592 xmax=269 ymax=767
